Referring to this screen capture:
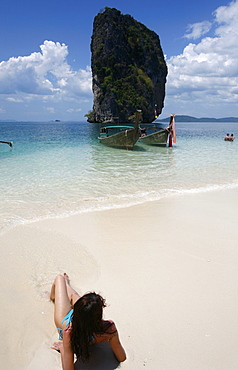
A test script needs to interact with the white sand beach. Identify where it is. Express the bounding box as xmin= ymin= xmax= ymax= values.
xmin=1 ymin=188 xmax=238 ymax=369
